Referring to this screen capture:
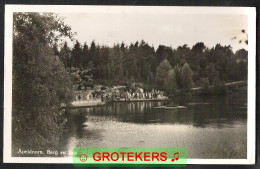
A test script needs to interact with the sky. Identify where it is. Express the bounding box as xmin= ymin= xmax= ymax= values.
xmin=60 ymin=12 xmax=248 ymax=52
